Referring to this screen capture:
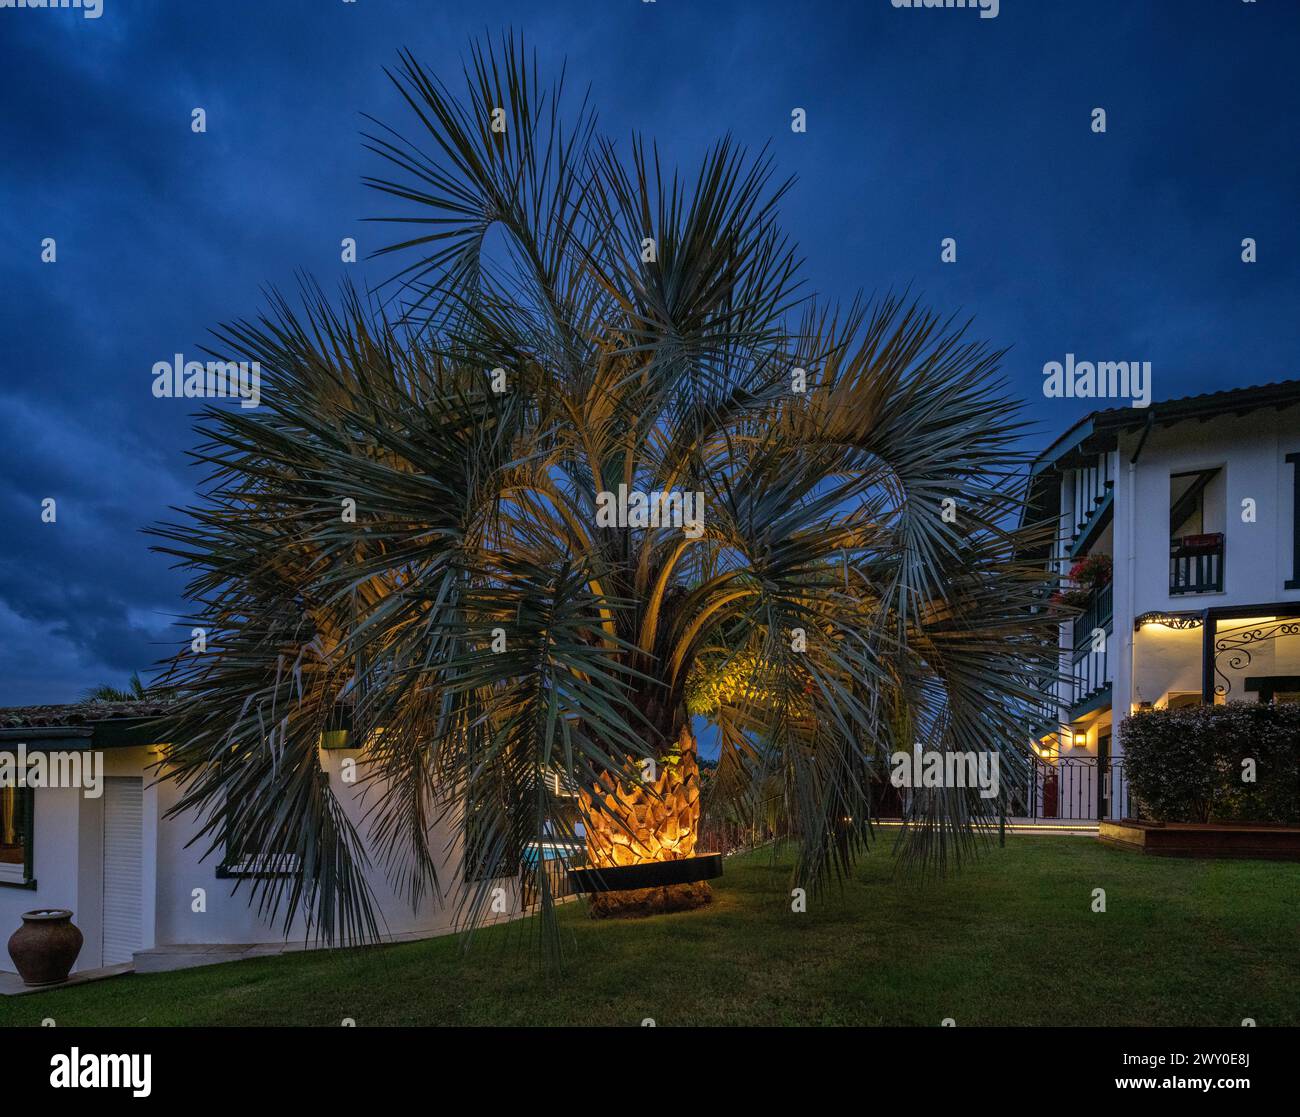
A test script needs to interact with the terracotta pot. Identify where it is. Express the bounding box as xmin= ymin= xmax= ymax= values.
xmin=7 ymin=909 xmax=83 ymax=986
